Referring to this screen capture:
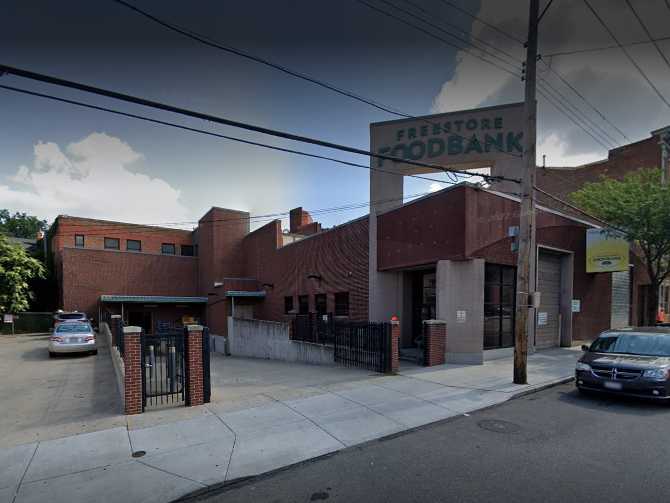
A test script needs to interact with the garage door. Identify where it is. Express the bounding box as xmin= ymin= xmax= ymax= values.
xmin=536 ymin=251 xmax=562 ymax=349
xmin=610 ymin=270 xmax=630 ymax=328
